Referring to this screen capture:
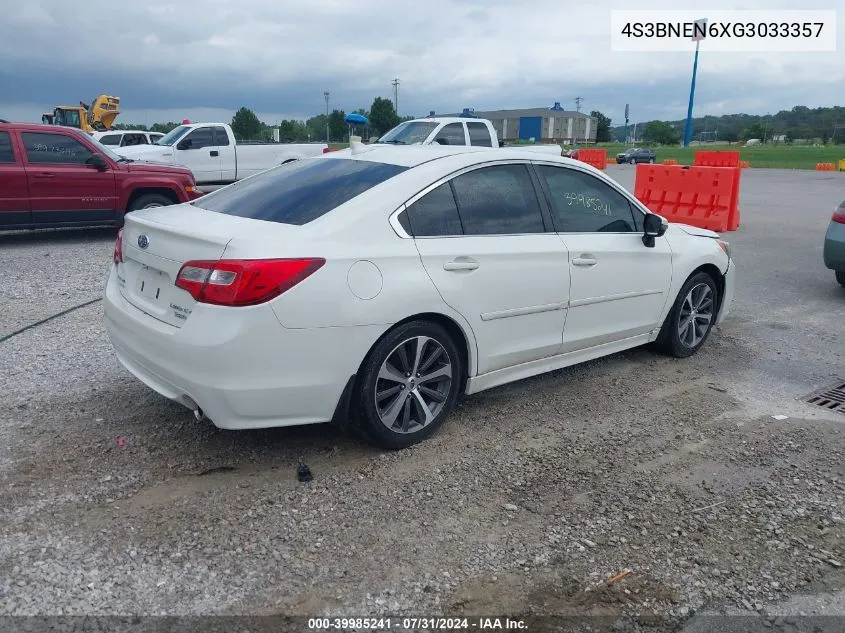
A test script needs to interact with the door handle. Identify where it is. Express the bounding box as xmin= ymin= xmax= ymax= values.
xmin=443 ymin=260 xmax=479 ymax=272
xmin=33 ymin=172 xmax=56 ymax=178
xmin=572 ymin=257 xmax=597 ymax=267
xmin=210 ymin=150 xmax=219 ymax=157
